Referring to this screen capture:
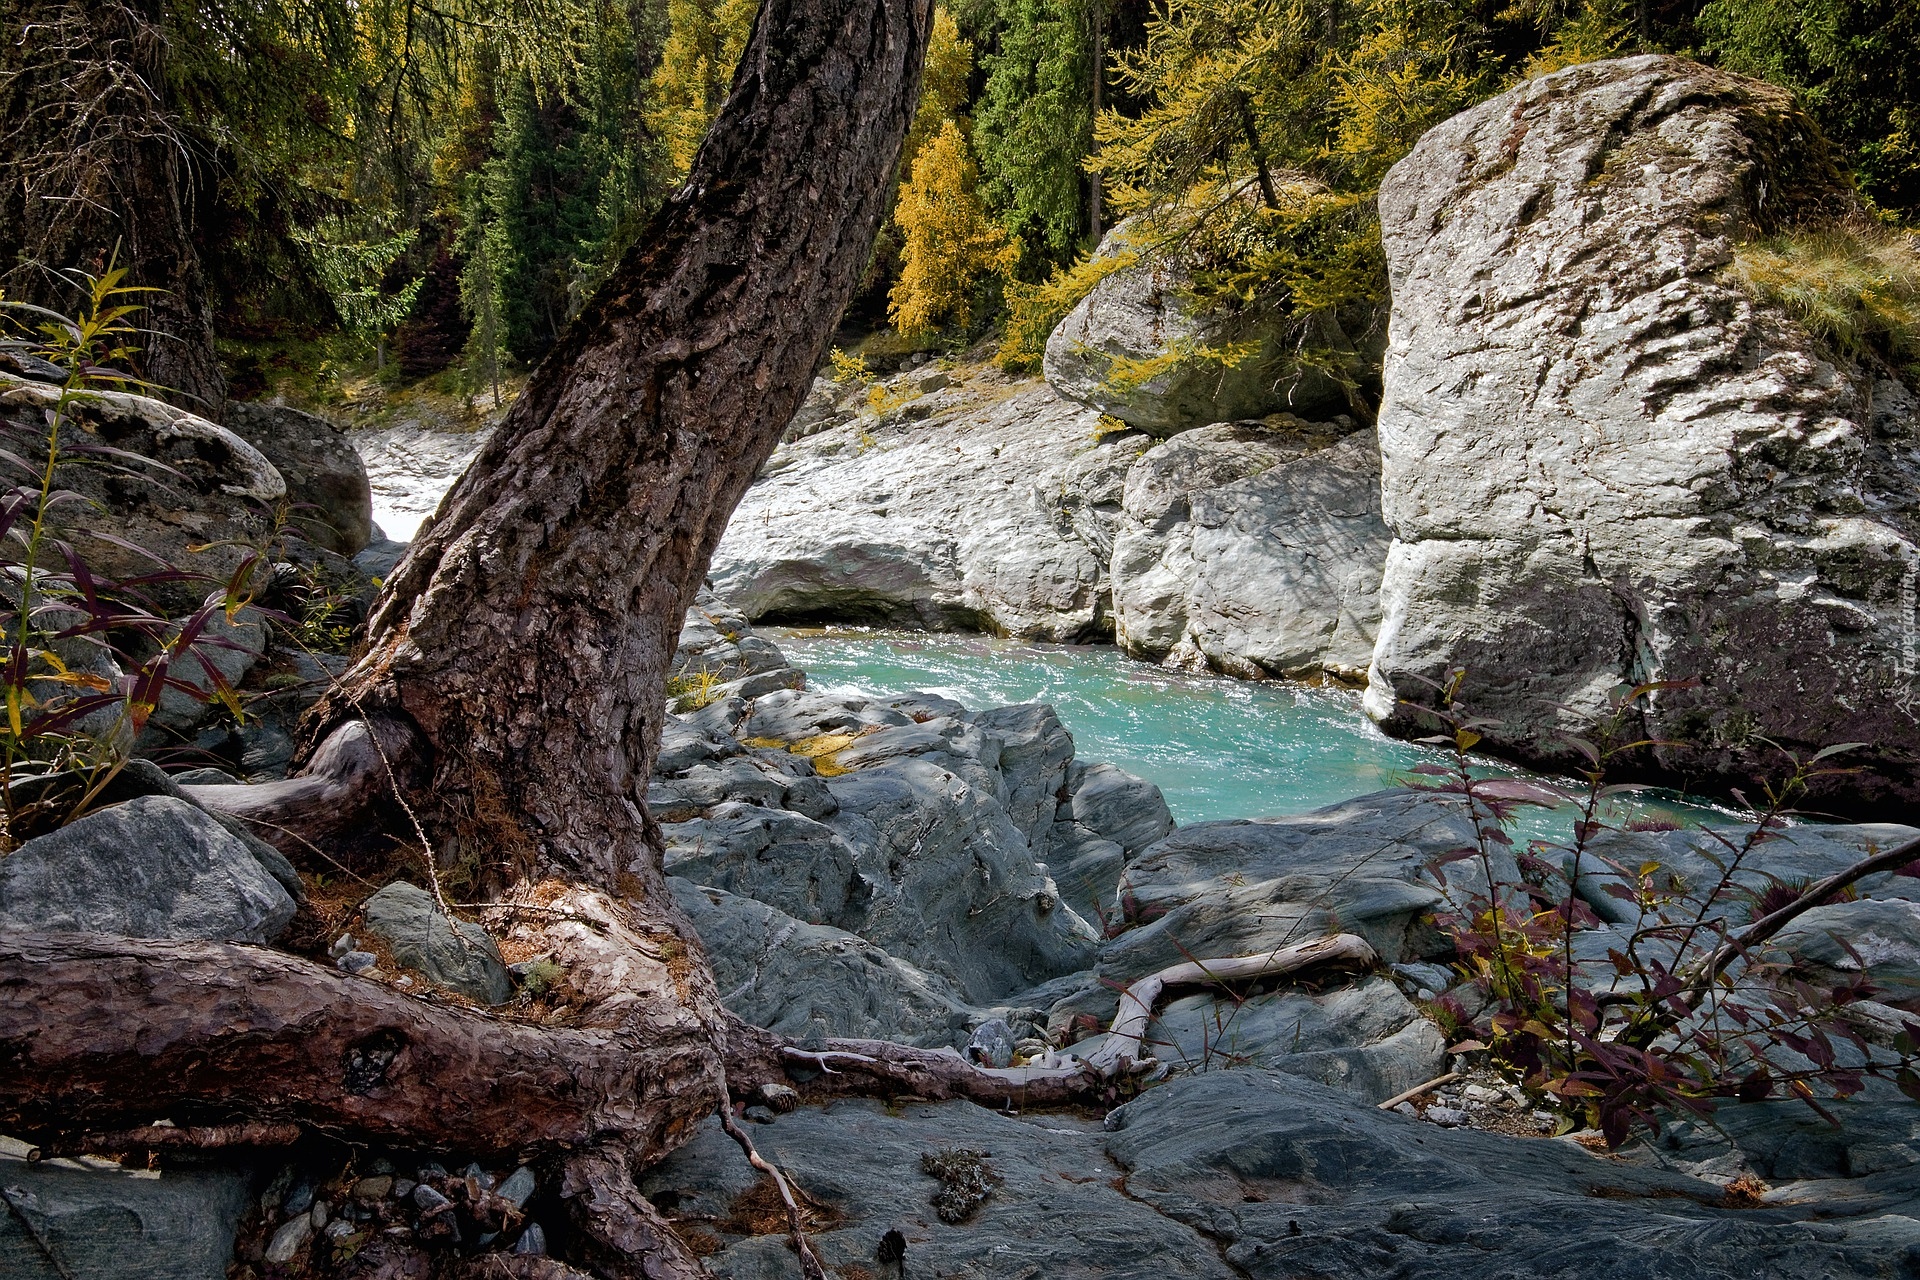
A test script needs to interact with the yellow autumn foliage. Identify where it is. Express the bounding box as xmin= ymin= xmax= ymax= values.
xmin=903 ymin=9 xmax=974 ymax=174
xmin=889 ymin=120 xmax=1020 ymax=338
xmin=646 ymin=0 xmax=757 ymax=178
